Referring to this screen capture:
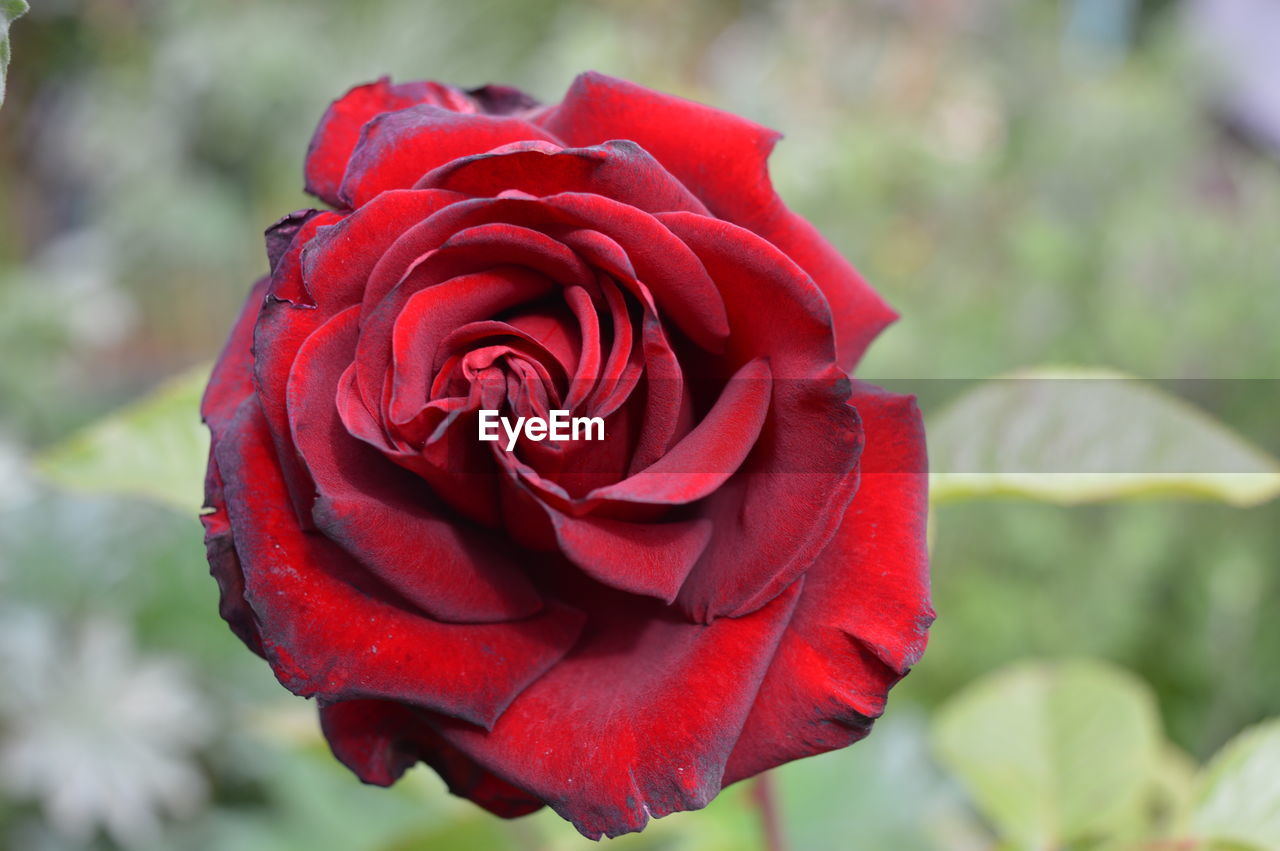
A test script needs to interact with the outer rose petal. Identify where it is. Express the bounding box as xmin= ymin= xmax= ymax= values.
xmin=722 ymin=383 xmax=934 ymax=784
xmin=337 ymin=106 xmax=561 ymax=208
xmin=319 ymin=699 xmax=543 ymax=818
xmin=305 ymin=77 xmax=481 ymax=207
xmin=252 ymin=212 xmax=344 ymax=525
xmin=298 ymin=189 xmax=467 ymax=310
xmin=252 ymin=191 xmax=460 ymax=521
xmin=537 ymin=71 xmax=896 ymax=369
xmin=202 ymin=276 xmax=268 ymax=434
xmin=213 ymin=397 xmax=584 ymax=728
xmin=265 ymin=209 xmax=323 ymax=272
xmin=203 ymin=457 xmax=263 ymax=657
xmin=433 ymin=581 xmax=803 ymax=840
xmin=201 ymin=275 xmax=270 ymax=656
xmin=414 ymin=140 xmax=711 ymax=215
